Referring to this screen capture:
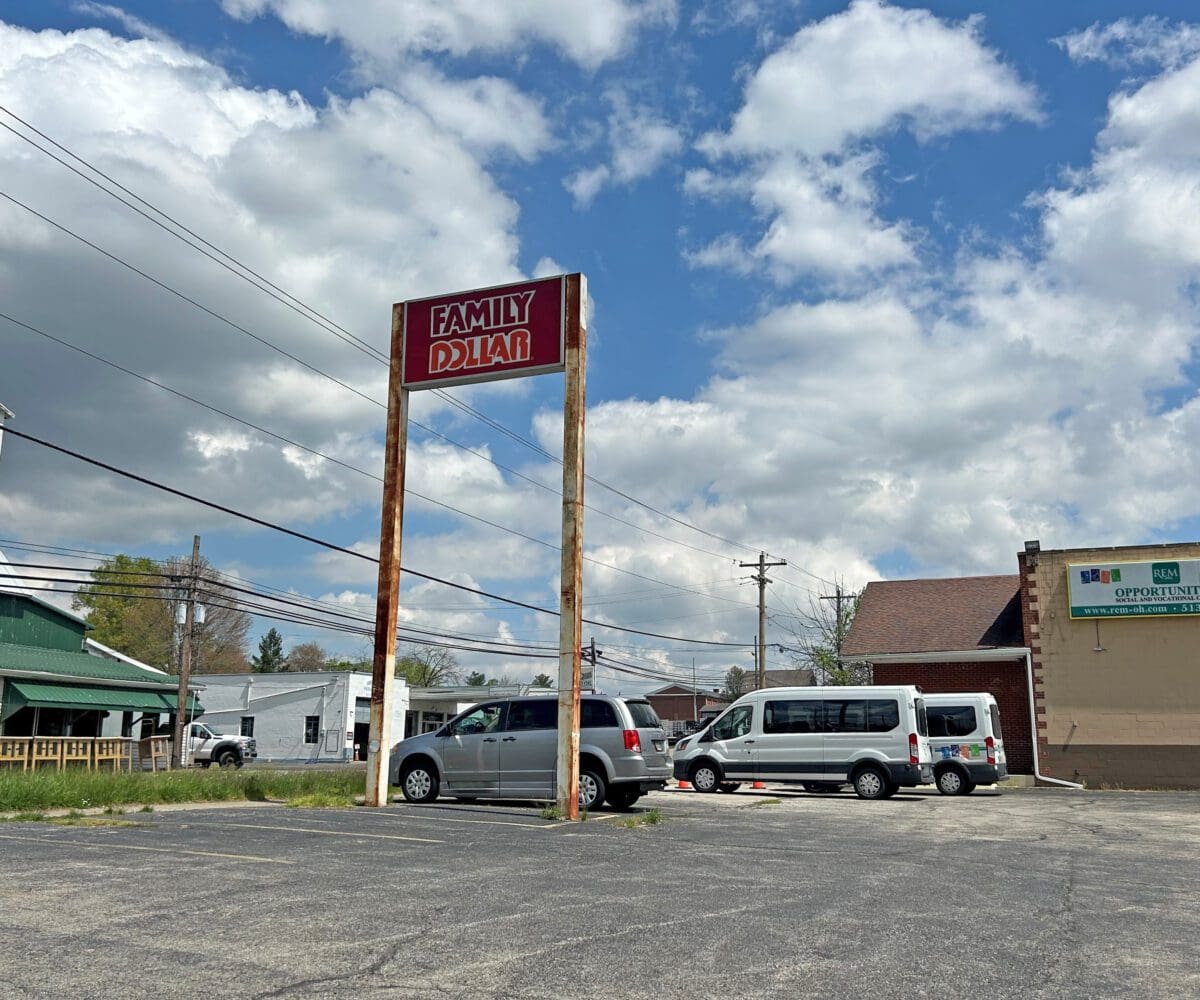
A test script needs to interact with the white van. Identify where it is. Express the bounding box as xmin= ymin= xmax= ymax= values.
xmin=672 ymin=685 xmax=933 ymax=800
xmin=923 ymin=692 xmax=1008 ymax=795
